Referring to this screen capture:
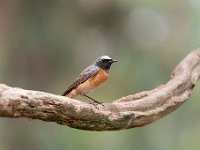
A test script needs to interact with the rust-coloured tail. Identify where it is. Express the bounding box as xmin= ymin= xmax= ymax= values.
xmin=62 ymin=90 xmax=69 ymax=96
xmin=62 ymin=90 xmax=77 ymax=98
